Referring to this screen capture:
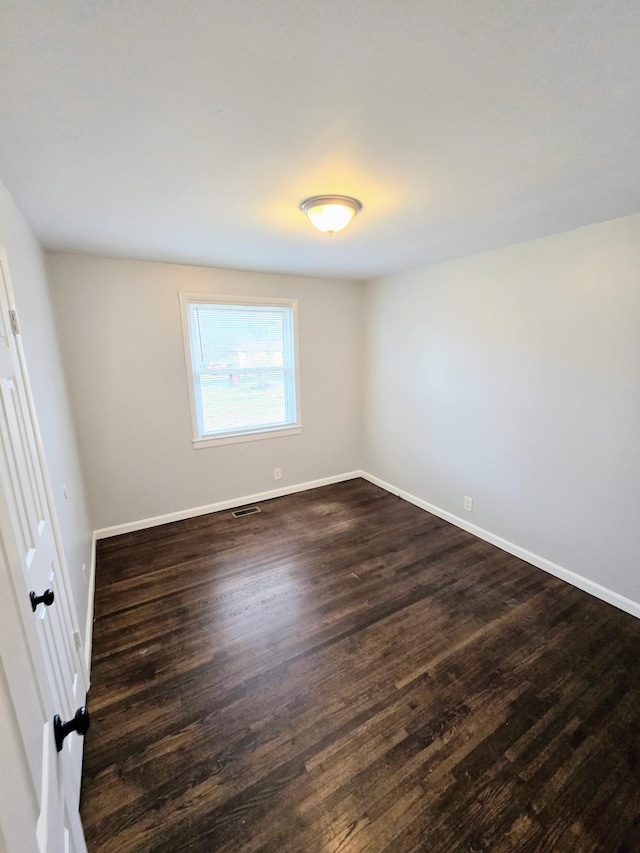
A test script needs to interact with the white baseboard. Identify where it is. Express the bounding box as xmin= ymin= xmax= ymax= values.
xmin=84 ymin=532 xmax=97 ymax=676
xmin=93 ymin=471 xmax=362 ymax=540
xmin=360 ymin=470 xmax=640 ymax=620
xmin=90 ymin=469 xmax=639 ymax=624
